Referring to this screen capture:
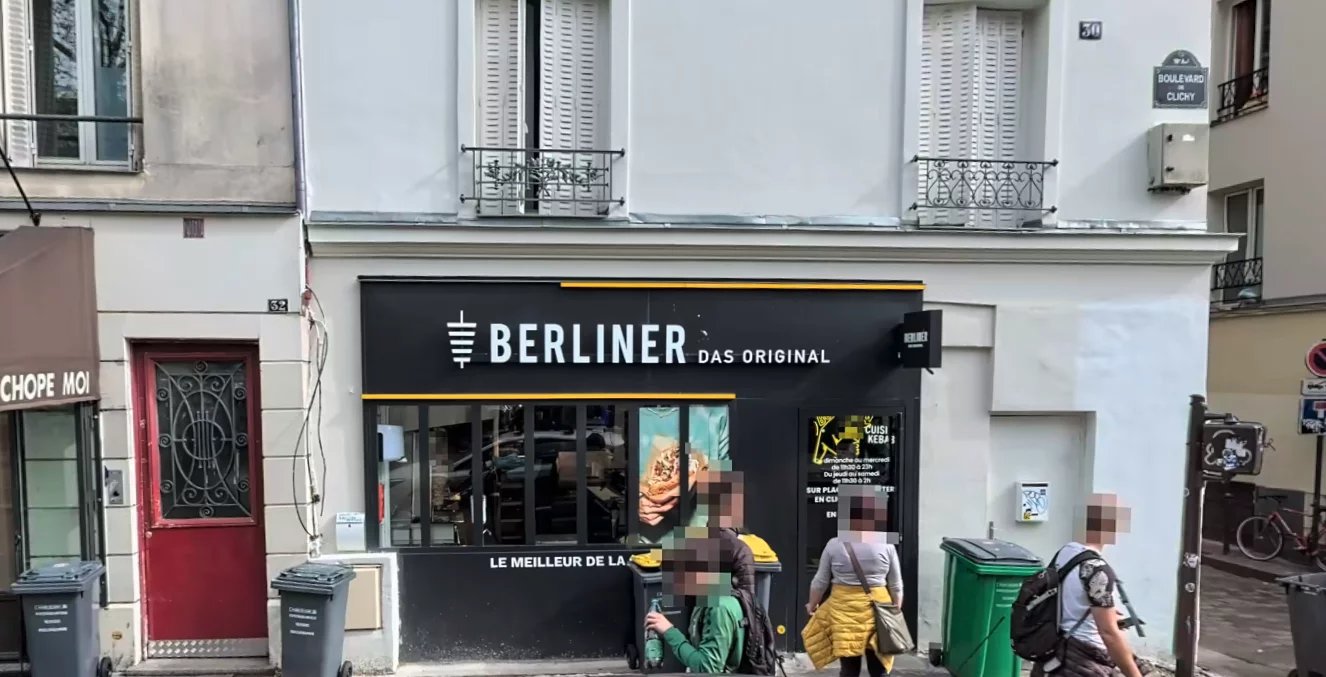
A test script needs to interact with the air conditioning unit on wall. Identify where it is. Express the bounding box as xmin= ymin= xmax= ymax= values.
xmin=1147 ymin=123 xmax=1209 ymax=192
